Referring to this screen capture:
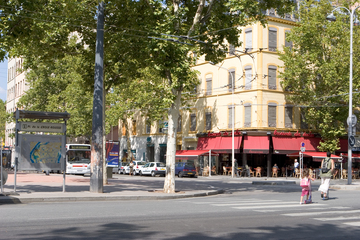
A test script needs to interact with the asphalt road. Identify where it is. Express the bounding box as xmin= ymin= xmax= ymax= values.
xmin=1 ymin=184 xmax=359 ymax=240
